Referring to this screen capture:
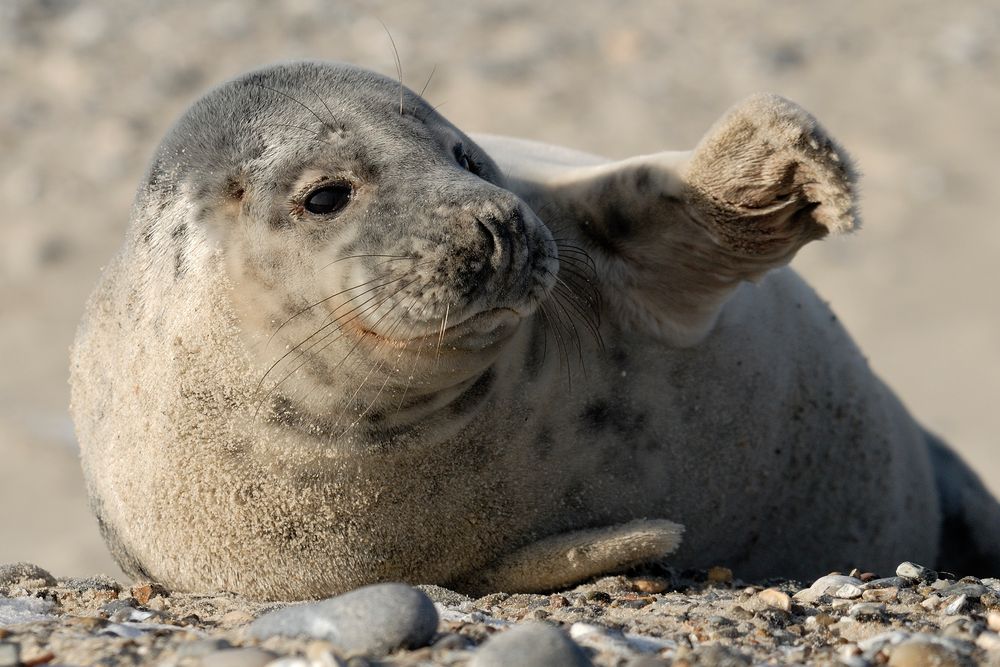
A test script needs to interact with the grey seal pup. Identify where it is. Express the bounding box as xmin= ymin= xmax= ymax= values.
xmin=70 ymin=61 xmax=1000 ymax=600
